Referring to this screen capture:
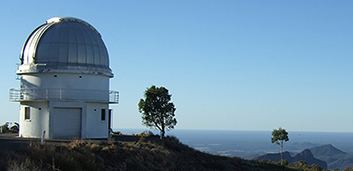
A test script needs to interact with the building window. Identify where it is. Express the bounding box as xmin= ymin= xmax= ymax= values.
xmin=24 ymin=107 xmax=30 ymax=120
xmin=101 ymin=109 xmax=106 ymax=121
